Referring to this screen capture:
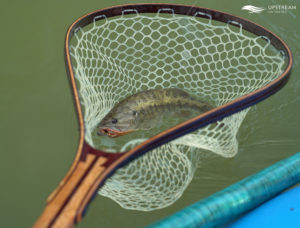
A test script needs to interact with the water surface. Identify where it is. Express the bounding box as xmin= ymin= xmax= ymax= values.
xmin=0 ymin=0 xmax=299 ymax=227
